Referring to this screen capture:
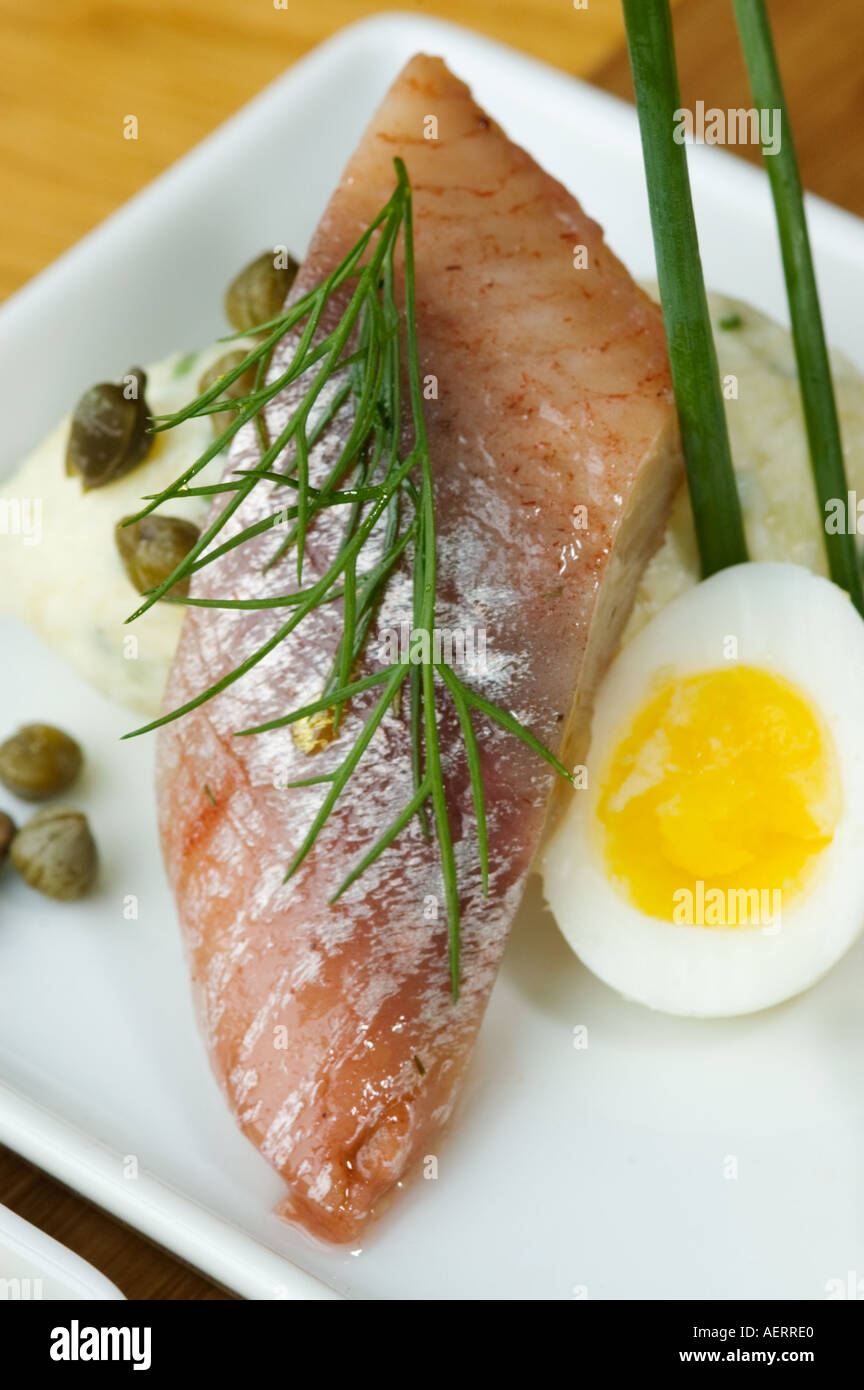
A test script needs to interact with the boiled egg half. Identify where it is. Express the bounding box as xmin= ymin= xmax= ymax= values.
xmin=543 ymin=562 xmax=864 ymax=1016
